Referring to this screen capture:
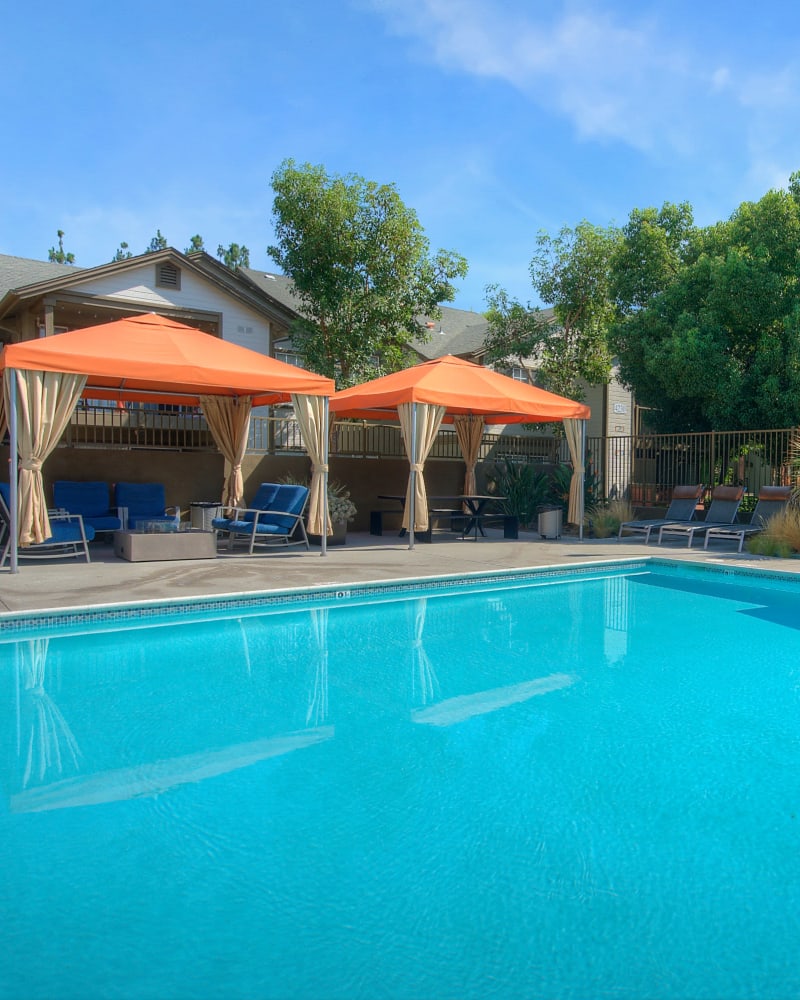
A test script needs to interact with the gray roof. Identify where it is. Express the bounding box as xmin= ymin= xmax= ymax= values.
xmin=0 ymin=254 xmax=83 ymax=297
xmin=240 ymin=268 xmax=493 ymax=360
